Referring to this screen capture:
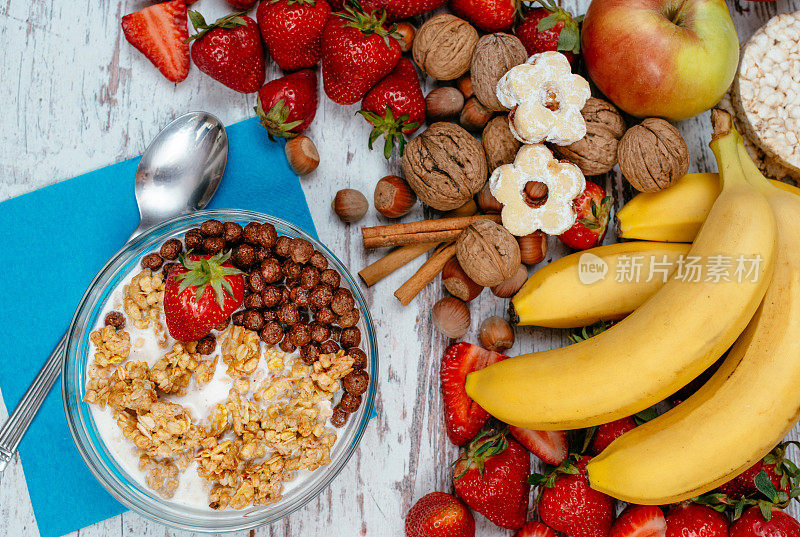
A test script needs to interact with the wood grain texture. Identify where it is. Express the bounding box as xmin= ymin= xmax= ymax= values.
xmin=1 ymin=0 xmax=799 ymax=535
